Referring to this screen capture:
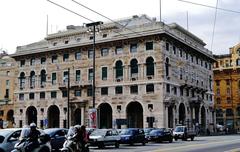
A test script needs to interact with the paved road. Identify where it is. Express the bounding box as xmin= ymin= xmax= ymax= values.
xmin=90 ymin=135 xmax=240 ymax=152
